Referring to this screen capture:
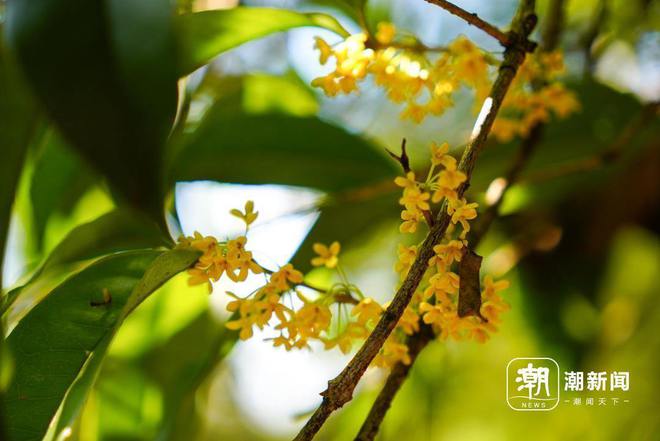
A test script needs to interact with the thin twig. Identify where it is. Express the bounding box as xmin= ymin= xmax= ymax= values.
xmin=580 ymin=0 xmax=607 ymax=75
xmin=353 ymin=1 xmax=570 ymax=439
xmin=385 ymin=138 xmax=411 ymax=173
xmin=424 ymin=0 xmax=512 ymax=48
xmin=354 ymin=325 xmax=434 ymax=441
xmin=541 ymin=0 xmax=565 ymax=51
xmin=293 ymin=2 xmax=537 ymax=440
xmin=470 ymin=122 xmax=544 ymax=247
xmin=387 ymin=139 xmax=436 ymax=227
xmin=522 ymin=101 xmax=659 ymax=184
